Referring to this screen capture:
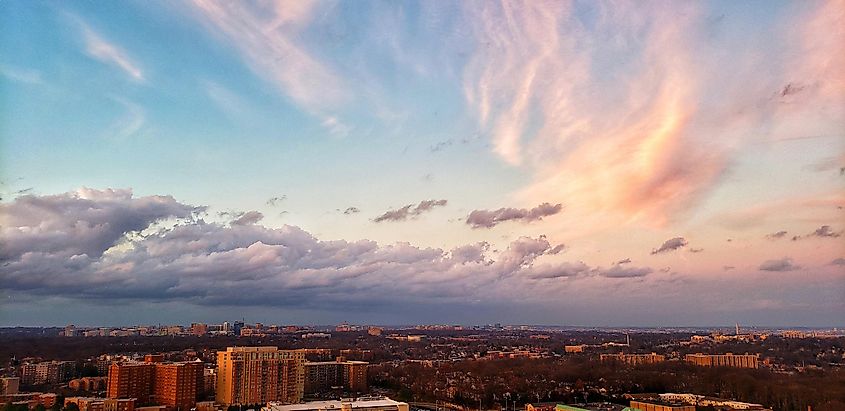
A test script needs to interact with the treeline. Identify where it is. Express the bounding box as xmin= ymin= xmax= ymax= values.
xmin=370 ymin=357 xmax=845 ymax=411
